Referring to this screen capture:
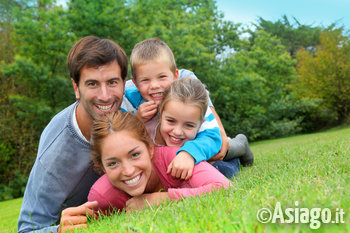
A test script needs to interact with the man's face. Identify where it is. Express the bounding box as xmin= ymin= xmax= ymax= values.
xmin=73 ymin=60 xmax=125 ymax=121
xmin=133 ymin=61 xmax=178 ymax=106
